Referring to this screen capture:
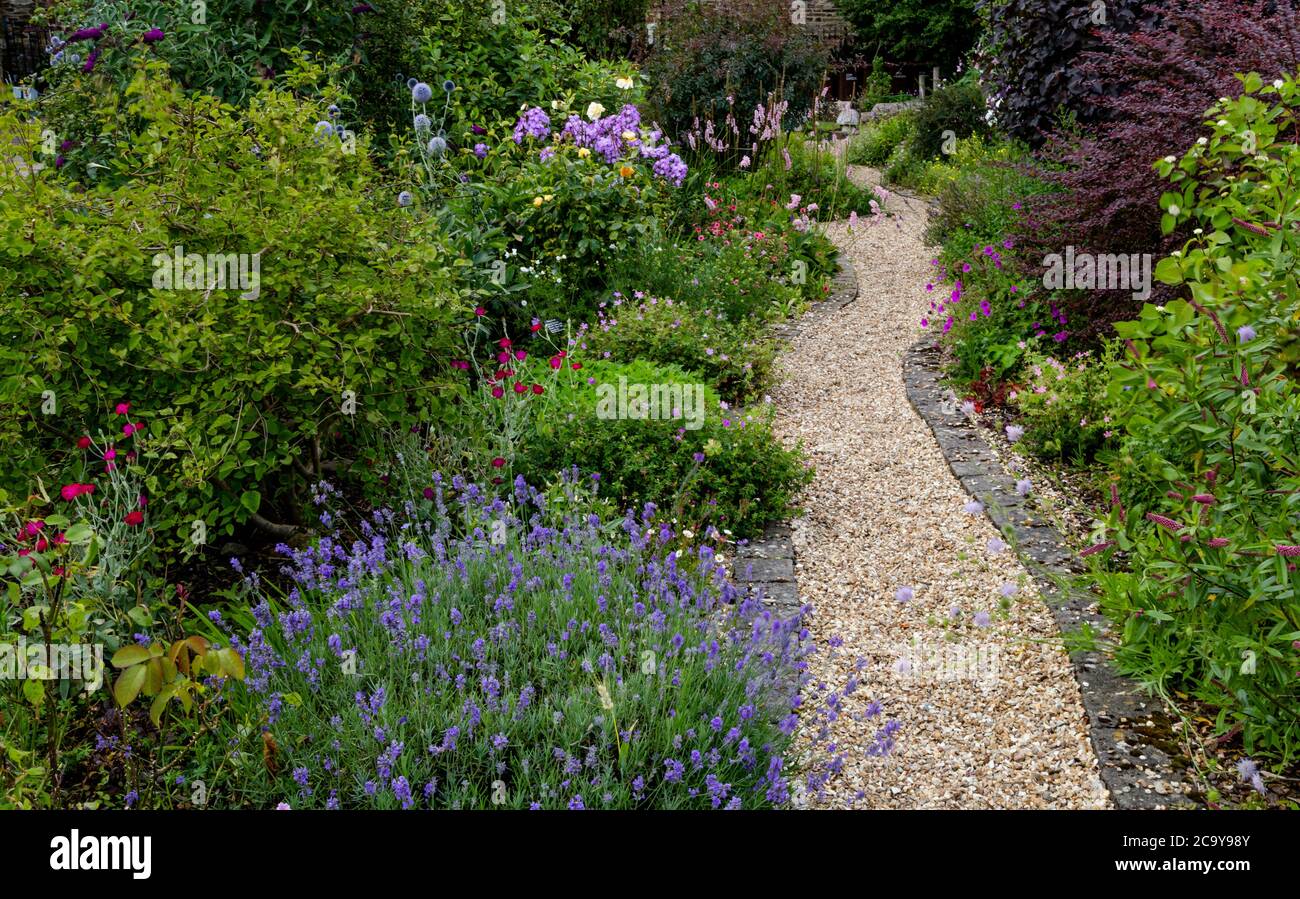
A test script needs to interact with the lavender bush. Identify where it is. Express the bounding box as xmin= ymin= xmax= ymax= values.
xmin=216 ymin=473 xmax=874 ymax=809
